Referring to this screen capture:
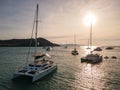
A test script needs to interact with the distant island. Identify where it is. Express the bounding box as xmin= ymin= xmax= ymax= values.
xmin=0 ymin=38 xmax=60 ymax=47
